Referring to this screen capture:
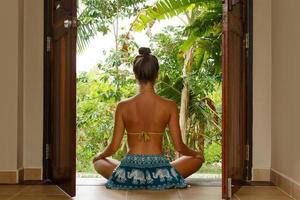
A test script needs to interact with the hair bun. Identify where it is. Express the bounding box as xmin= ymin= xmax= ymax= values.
xmin=139 ymin=47 xmax=151 ymax=55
